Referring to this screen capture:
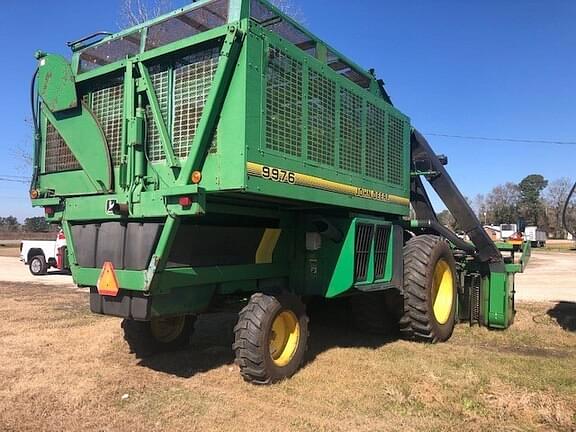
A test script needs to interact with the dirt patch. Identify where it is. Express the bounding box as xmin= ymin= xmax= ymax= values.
xmin=515 ymin=251 xmax=576 ymax=302
xmin=0 ymin=282 xmax=575 ymax=432
xmin=0 ymin=246 xmax=19 ymax=257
